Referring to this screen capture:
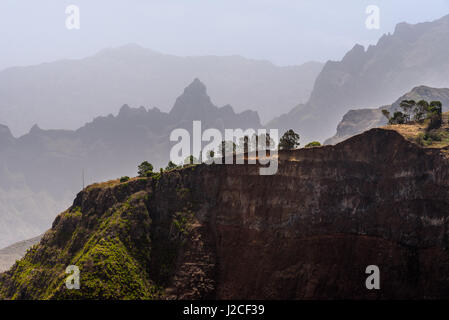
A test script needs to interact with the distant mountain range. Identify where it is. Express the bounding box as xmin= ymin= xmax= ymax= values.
xmin=0 ymin=44 xmax=322 ymax=136
xmin=0 ymin=79 xmax=261 ymax=248
xmin=324 ymin=86 xmax=449 ymax=145
xmin=269 ymin=13 xmax=449 ymax=143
